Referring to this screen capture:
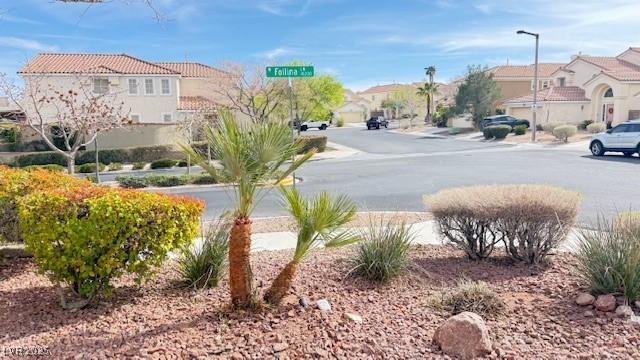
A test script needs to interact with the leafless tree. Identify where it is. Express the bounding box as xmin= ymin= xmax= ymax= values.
xmin=176 ymin=108 xmax=218 ymax=173
xmin=55 ymin=0 xmax=165 ymax=22
xmin=0 ymin=74 xmax=128 ymax=173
